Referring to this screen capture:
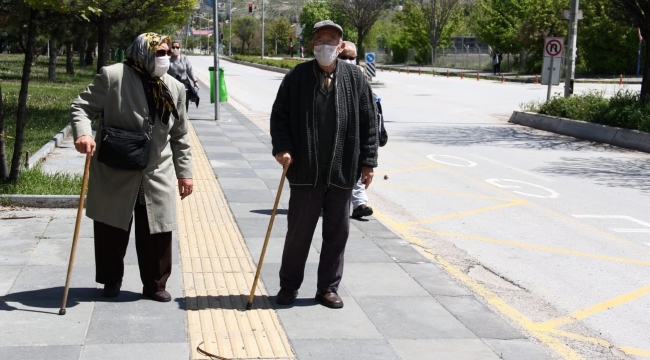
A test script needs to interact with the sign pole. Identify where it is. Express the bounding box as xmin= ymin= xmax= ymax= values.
xmin=213 ymin=0 xmax=220 ymax=120
xmin=547 ymin=56 xmax=554 ymax=101
xmin=563 ymin=0 xmax=580 ymax=97
xmin=261 ymin=0 xmax=265 ymax=59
